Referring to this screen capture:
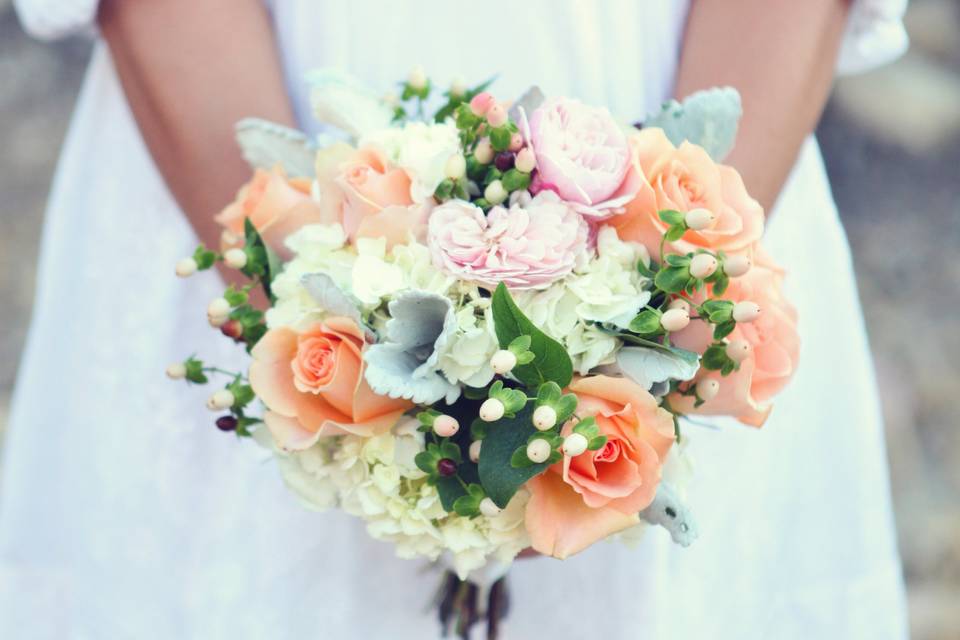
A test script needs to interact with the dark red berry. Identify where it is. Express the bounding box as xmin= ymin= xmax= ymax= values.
xmin=216 ymin=415 xmax=238 ymax=432
xmin=632 ymin=121 xmax=644 ymax=130
xmin=437 ymin=458 xmax=458 ymax=477
xmin=494 ymin=151 xmax=515 ymax=172
xmin=221 ymin=319 xmax=243 ymax=341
